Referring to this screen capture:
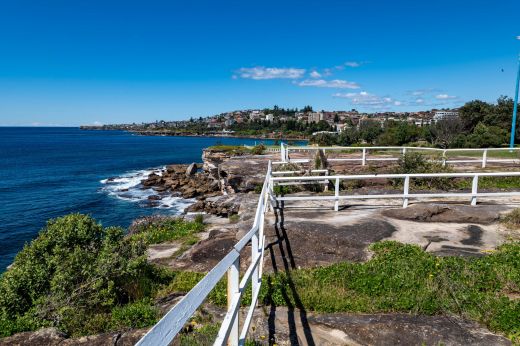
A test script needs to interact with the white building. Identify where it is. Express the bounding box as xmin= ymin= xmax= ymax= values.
xmin=307 ymin=112 xmax=323 ymax=123
xmin=433 ymin=111 xmax=459 ymax=123
xmin=265 ymin=114 xmax=274 ymax=122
